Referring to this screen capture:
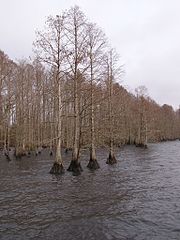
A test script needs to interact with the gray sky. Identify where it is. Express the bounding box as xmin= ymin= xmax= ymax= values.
xmin=0 ymin=0 xmax=180 ymax=109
